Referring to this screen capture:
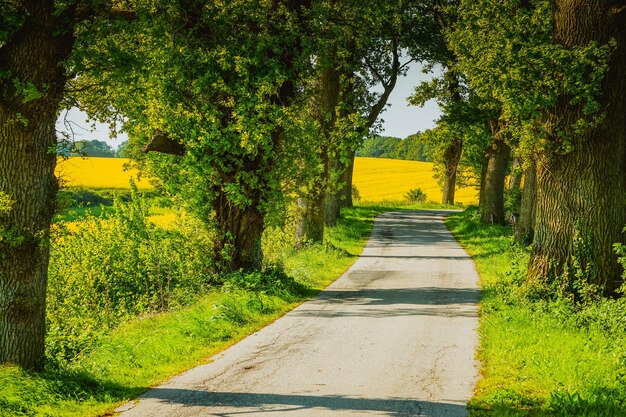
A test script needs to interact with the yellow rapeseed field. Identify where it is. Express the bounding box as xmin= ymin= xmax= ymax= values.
xmin=55 ymin=157 xmax=152 ymax=189
xmin=55 ymin=156 xmax=478 ymax=204
xmin=353 ymin=157 xmax=478 ymax=204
